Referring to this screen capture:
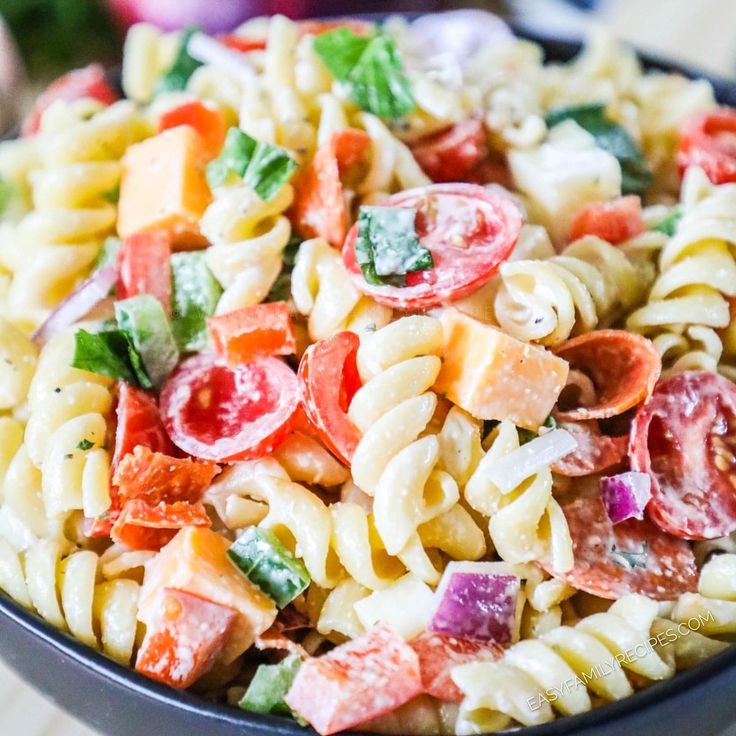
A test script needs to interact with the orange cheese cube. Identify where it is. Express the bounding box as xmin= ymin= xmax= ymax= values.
xmin=434 ymin=308 xmax=569 ymax=430
xmin=117 ymin=126 xmax=212 ymax=248
xmin=138 ymin=527 xmax=276 ymax=663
